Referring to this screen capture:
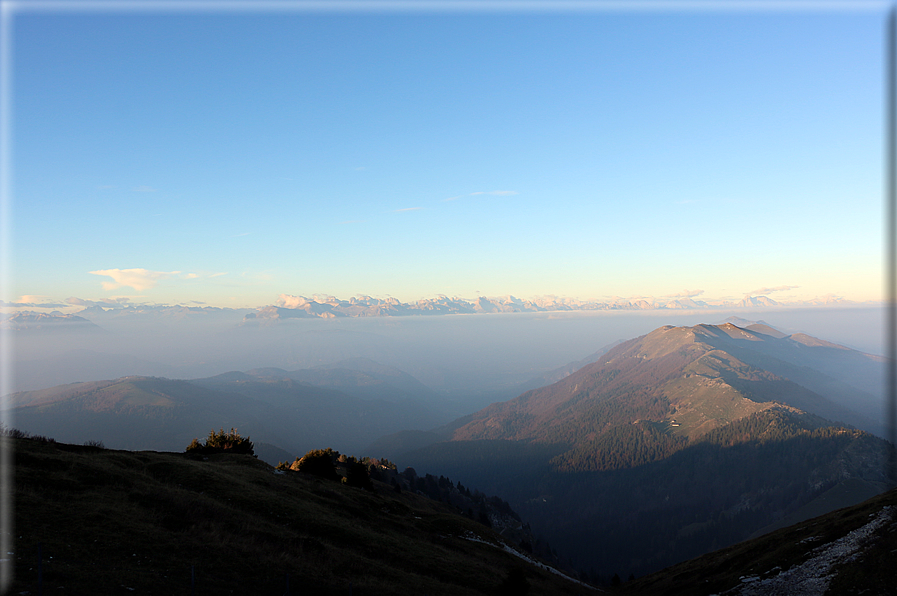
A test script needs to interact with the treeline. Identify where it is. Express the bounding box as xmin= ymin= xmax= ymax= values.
xmin=548 ymin=408 xmax=854 ymax=474
xmin=401 ymin=439 xmax=568 ymax=503
xmin=404 ymin=469 xmax=521 ymax=529
xmin=274 ymin=446 xmax=530 ymax=535
xmin=700 ymin=408 xmax=828 ymax=446
xmin=551 ymin=422 xmax=688 ymax=472
xmin=180 ymin=430 xmax=538 ymax=542
xmin=519 ymin=416 xmax=887 ymax=578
